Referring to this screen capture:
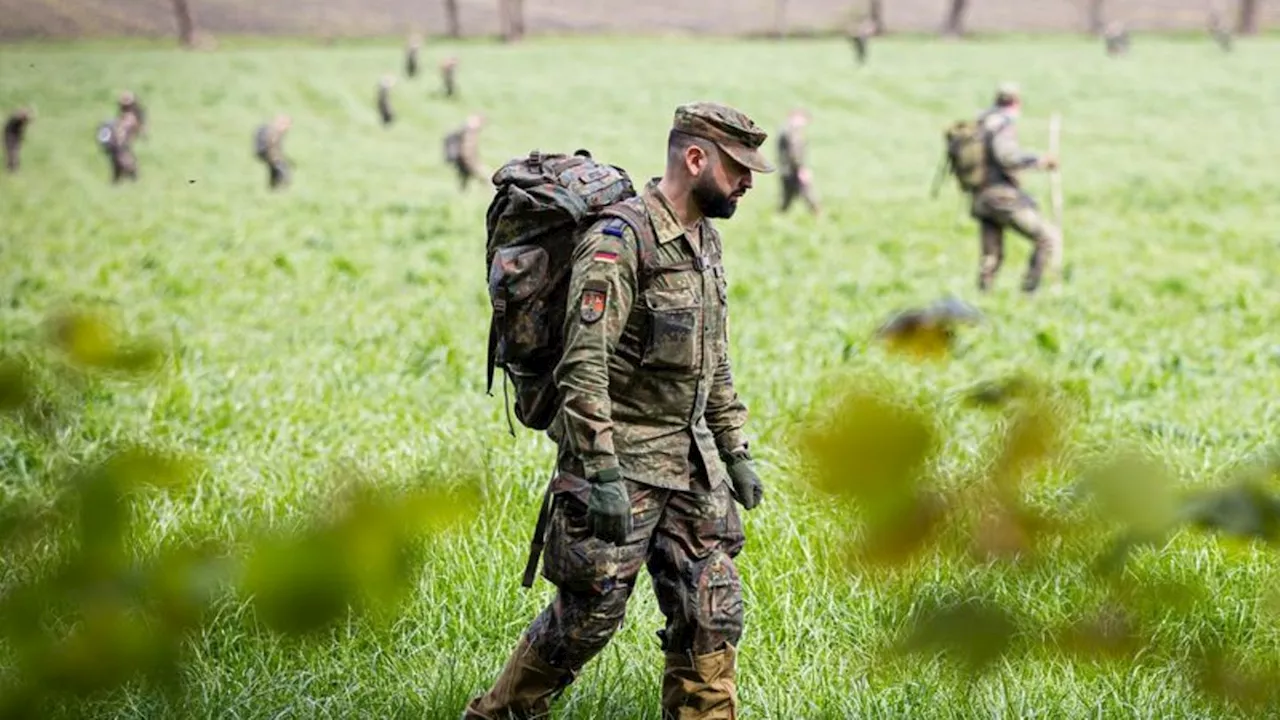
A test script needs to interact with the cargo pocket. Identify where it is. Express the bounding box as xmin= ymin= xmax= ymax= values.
xmin=541 ymin=479 xmax=621 ymax=595
xmin=641 ymin=286 xmax=701 ymax=371
xmin=488 ymin=245 xmax=551 ymax=363
xmin=691 ymin=551 xmax=744 ymax=654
